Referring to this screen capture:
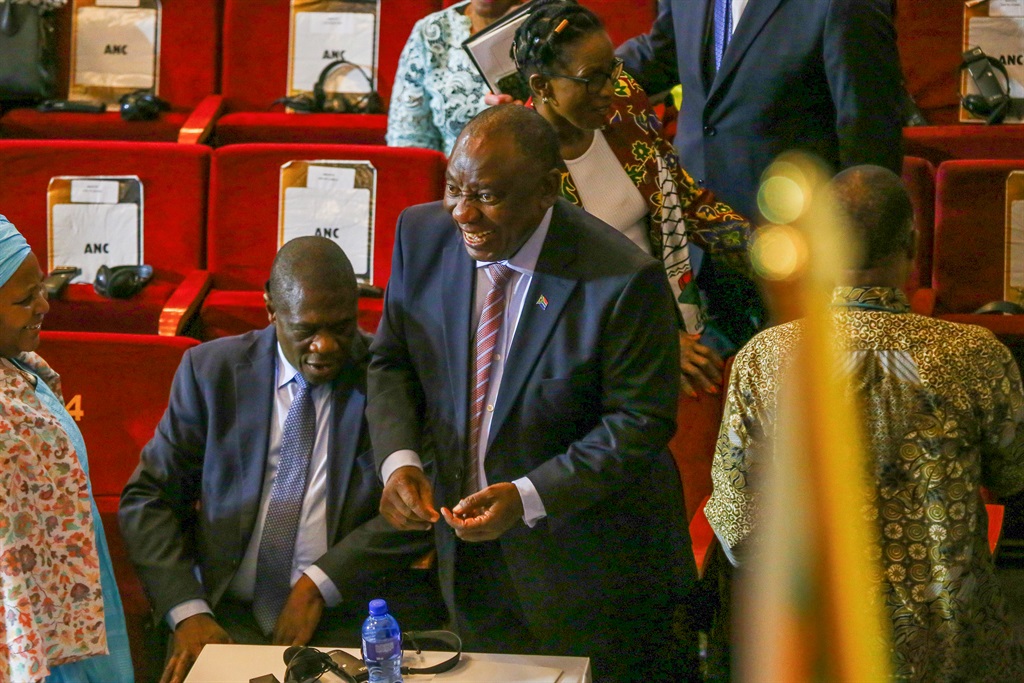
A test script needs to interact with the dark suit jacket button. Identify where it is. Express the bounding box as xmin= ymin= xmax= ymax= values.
xmin=703 ymin=125 xmax=716 ymax=136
